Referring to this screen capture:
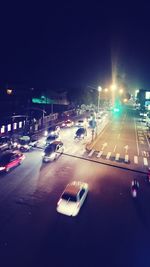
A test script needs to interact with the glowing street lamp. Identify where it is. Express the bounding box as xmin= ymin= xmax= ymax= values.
xmin=123 ymin=98 xmax=128 ymax=103
xmin=119 ymin=88 xmax=124 ymax=95
xmin=111 ymin=84 xmax=117 ymax=91
xmin=6 ymin=89 xmax=13 ymax=95
xmin=104 ymin=88 xmax=108 ymax=92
